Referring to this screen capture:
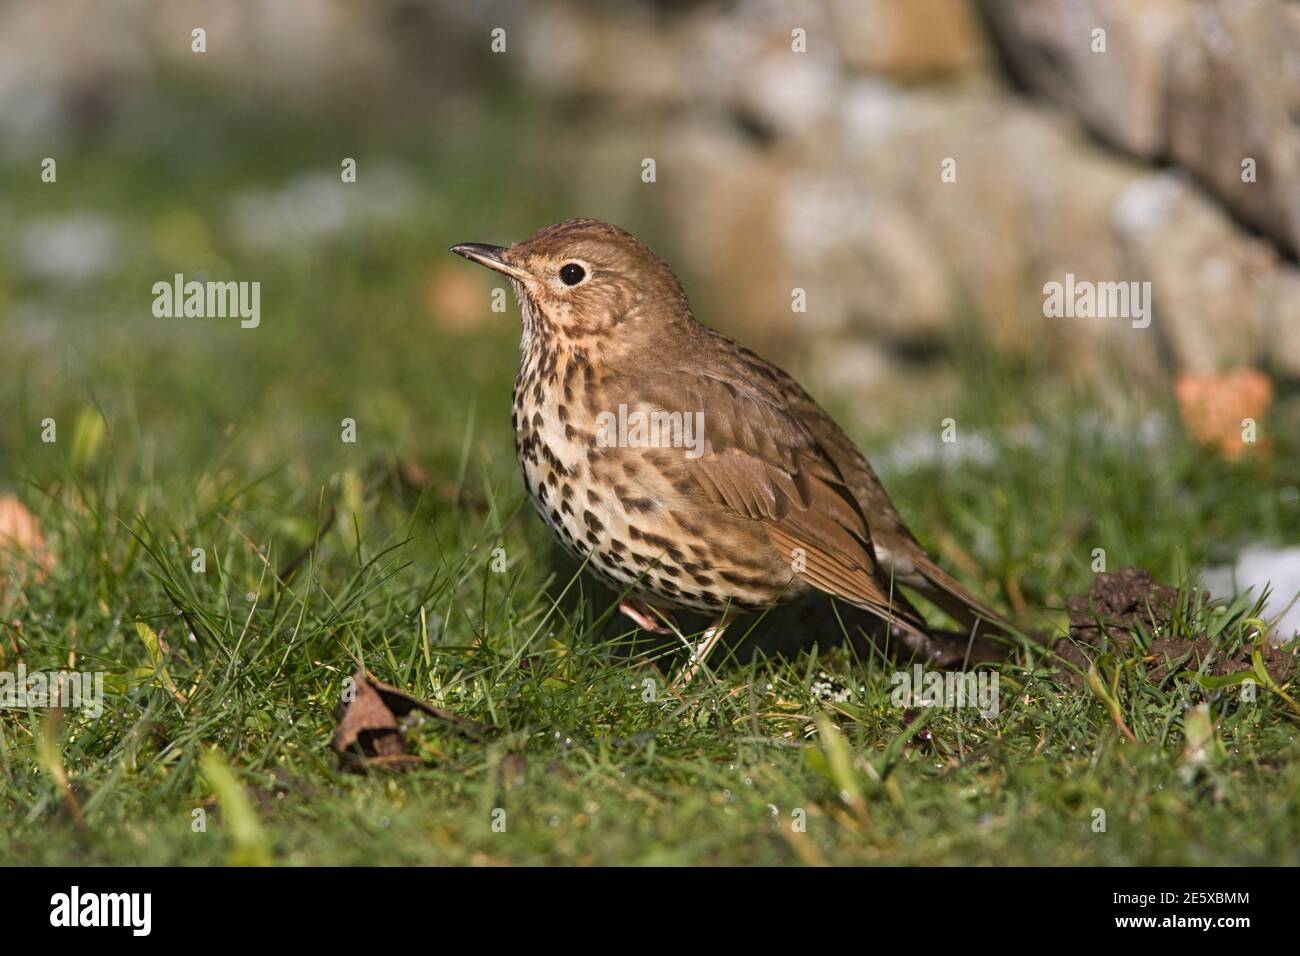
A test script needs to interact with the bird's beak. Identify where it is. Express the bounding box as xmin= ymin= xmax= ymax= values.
xmin=450 ymin=243 xmax=532 ymax=282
